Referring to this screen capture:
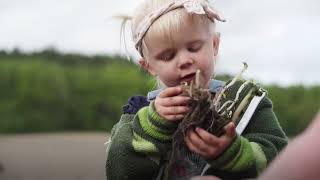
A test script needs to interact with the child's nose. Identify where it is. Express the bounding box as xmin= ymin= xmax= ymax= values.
xmin=178 ymin=53 xmax=194 ymax=69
